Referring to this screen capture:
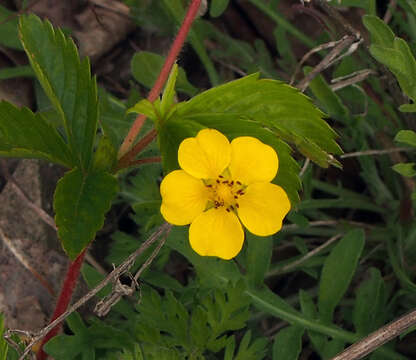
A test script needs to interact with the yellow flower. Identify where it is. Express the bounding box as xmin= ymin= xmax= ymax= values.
xmin=160 ymin=129 xmax=291 ymax=260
